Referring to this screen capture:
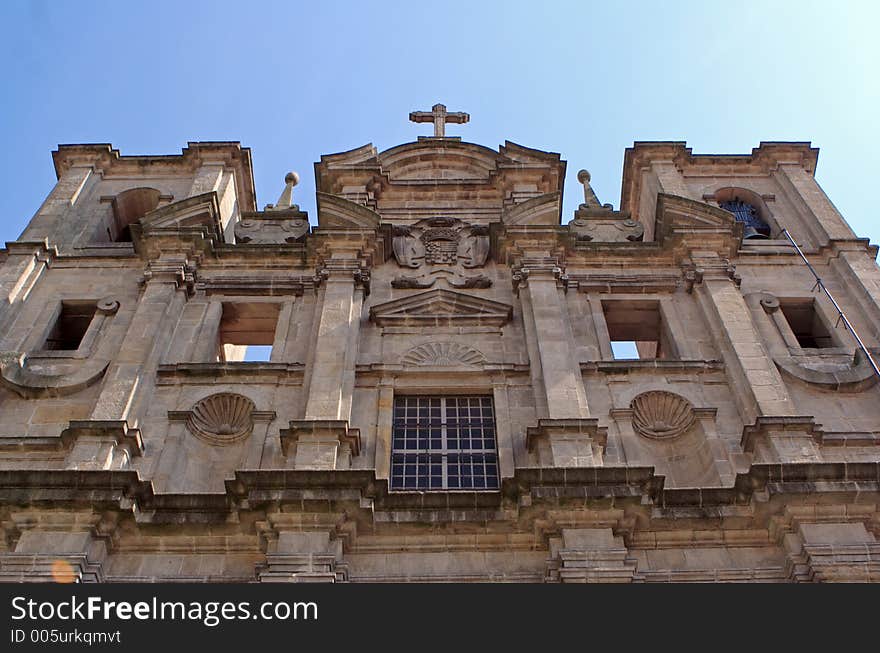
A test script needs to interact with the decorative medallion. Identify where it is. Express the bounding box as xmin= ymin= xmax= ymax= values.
xmin=186 ymin=392 xmax=255 ymax=445
xmin=401 ymin=342 xmax=486 ymax=367
xmin=630 ymin=391 xmax=695 ymax=440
